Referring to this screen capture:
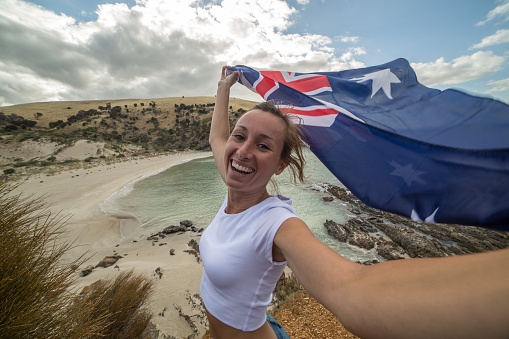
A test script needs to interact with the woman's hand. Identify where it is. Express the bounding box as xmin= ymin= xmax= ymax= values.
xmin=218 ymin=65 xmax=238 ymax=88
